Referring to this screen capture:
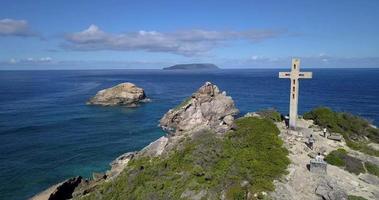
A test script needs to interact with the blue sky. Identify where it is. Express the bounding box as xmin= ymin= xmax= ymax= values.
xmin=0 ymin=0 xmax=378 ymax=69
